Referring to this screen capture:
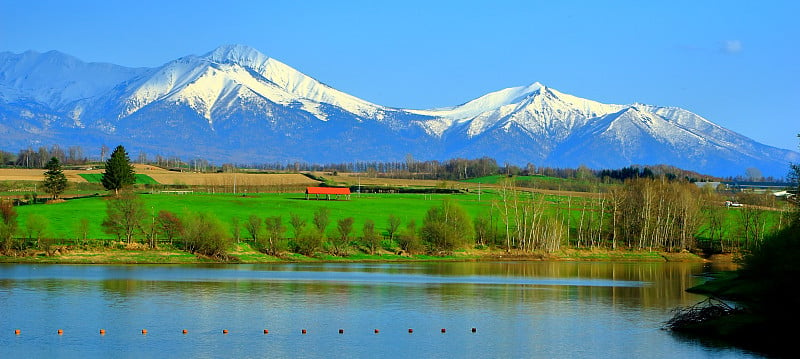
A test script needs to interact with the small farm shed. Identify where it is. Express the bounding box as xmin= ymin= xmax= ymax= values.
xmin=305 ymin=187 xmax=351 ymax=200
